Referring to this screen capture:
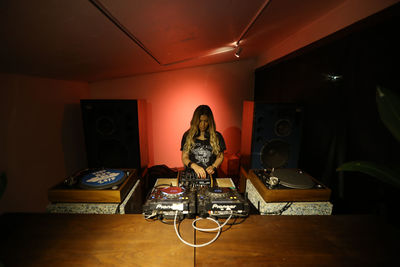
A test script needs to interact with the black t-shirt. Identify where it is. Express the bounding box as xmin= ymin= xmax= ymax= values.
xmin=180 ymin=131 xmax=226 ymax=169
